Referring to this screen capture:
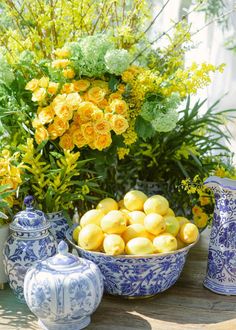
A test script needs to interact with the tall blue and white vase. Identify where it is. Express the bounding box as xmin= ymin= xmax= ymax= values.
xmin=203 ymin=176 xmax=236 ymax=295
xmin=46 ymin=211 xmax=70 ymax=244
xmin=3 ymin=196 xmax=57 ymax=302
